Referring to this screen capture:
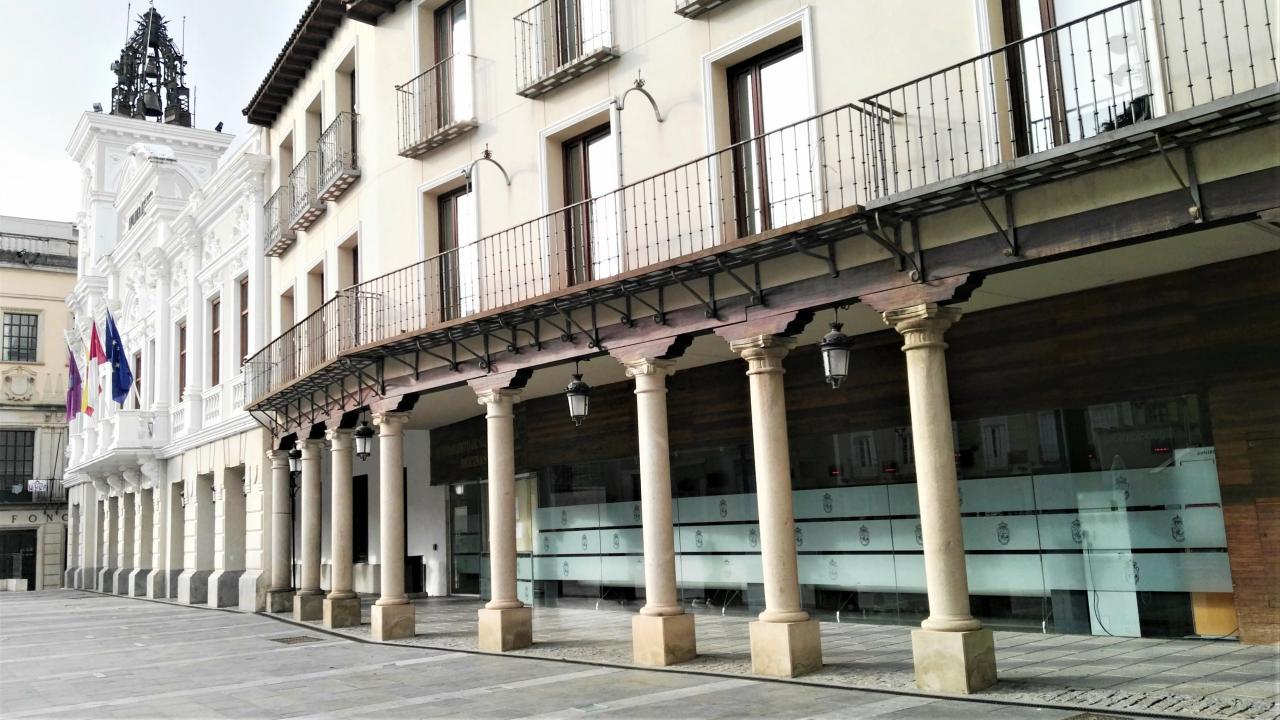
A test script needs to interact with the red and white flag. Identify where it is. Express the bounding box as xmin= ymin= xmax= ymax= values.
xmin=84 ymin=322 xmax=107 ymax=417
